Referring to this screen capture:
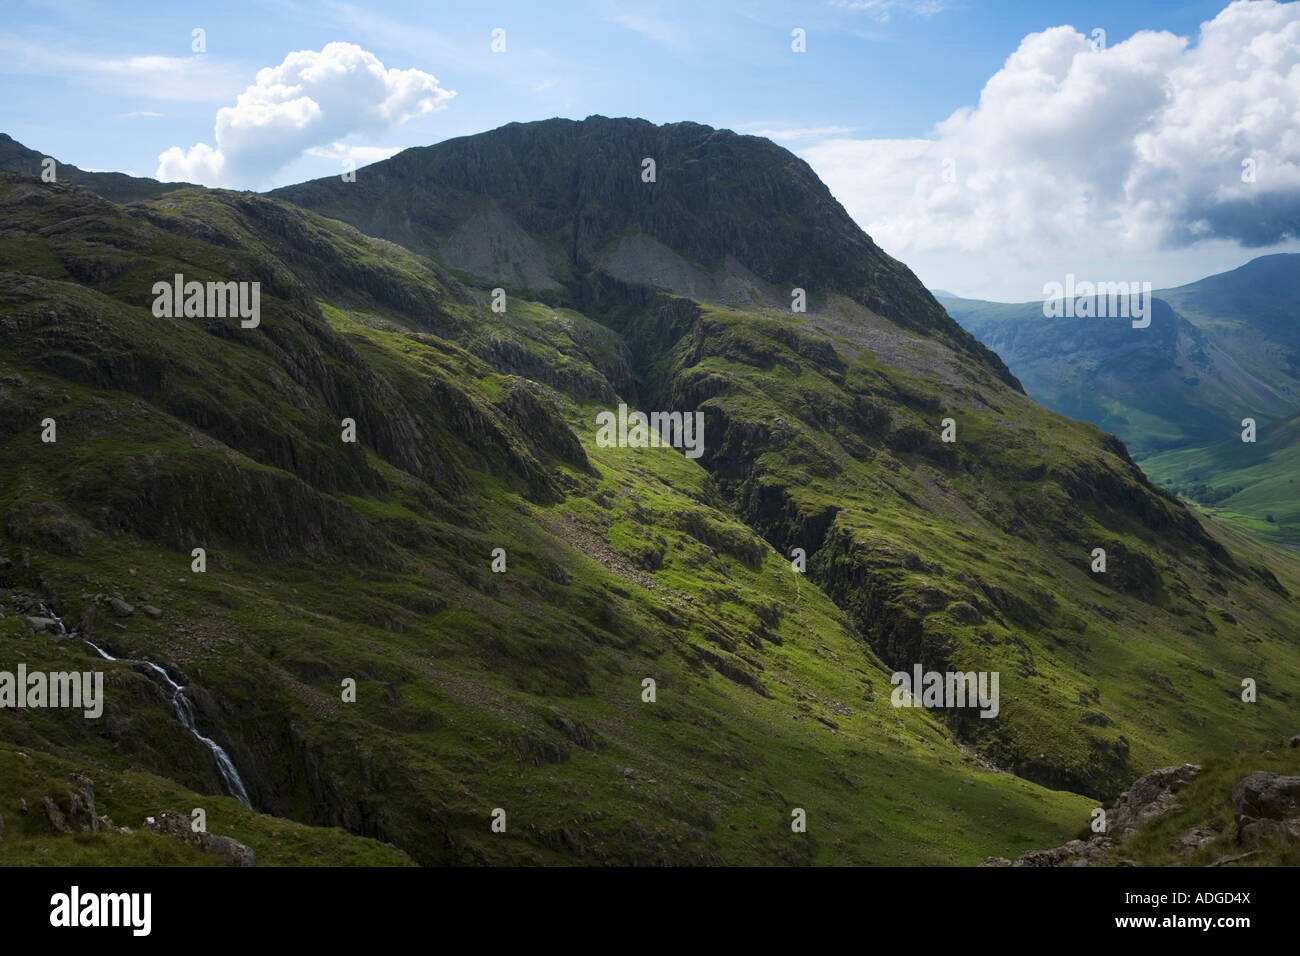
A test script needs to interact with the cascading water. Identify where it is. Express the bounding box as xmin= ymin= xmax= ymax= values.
xmin=37 ymin=603 xmax=67 ymax=634
xmin=82 ymin=639 xmax=252 ymax=808
xmin=35 ymin=601 xmax=253 ymax=809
